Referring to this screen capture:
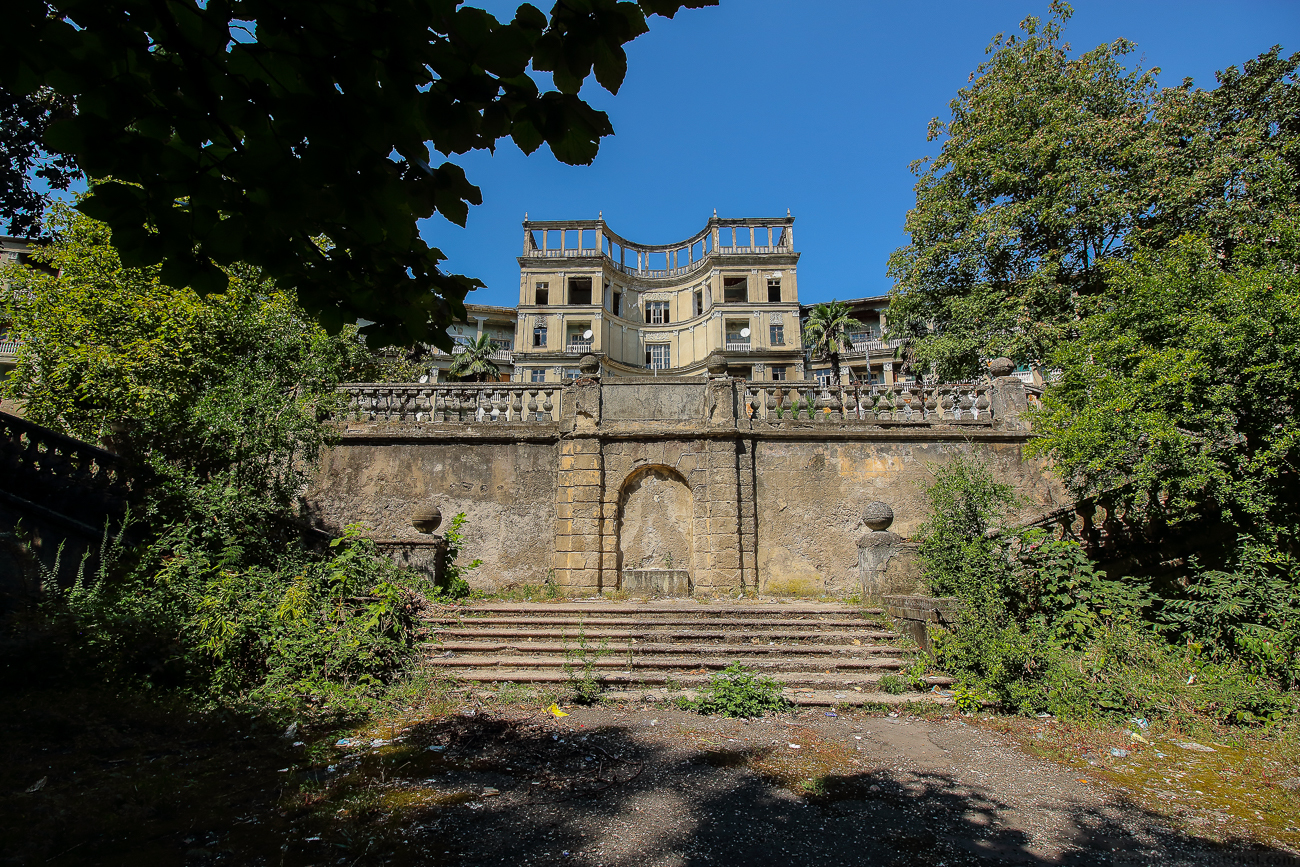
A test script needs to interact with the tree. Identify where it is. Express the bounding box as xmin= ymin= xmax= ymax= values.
xmin=802 ymin=300 xmax=864 ymax=388
xmin=0 ymin=85 xmax=82 ymax=236
xmin=885 ymin=1 xmax=1300 ymax=379
xmin=0 ymin=201 xmax=372 ymax=530
xmin=447 ymin=333 xmax=501 ymax=382
xmin=1028 ymin=225 xmax=1300 ymax=544
xmin=0 ymin=0 xmax=715 ymax=349
xmin=886 ymin=2 xmax=1159 ymax=379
